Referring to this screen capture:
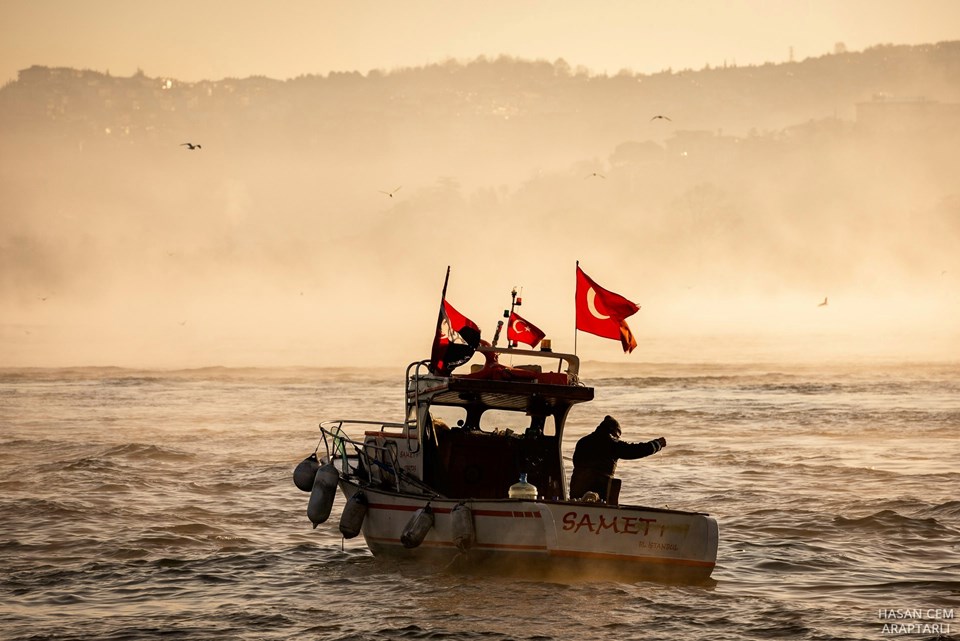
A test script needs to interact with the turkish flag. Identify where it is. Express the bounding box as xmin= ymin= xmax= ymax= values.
xmin=575 ymin=266 xmax=640 ymax=353
xmin=507 ymin=311 xmax=545 ymax=348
